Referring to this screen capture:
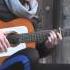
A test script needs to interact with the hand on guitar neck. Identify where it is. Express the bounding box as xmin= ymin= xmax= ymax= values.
xmin=44 ymin=30 xmax=62 ymax=49
xmin=0 ymin=30 xmax=62 ymax=52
